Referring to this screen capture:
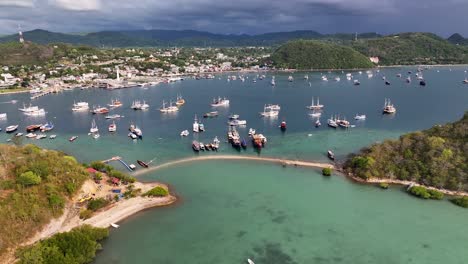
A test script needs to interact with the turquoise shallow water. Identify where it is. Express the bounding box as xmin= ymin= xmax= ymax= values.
xmin=94 ymin=160 xmax=468 ymax=264
xmin=0 ymin=67 xmax=467 ymax=263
